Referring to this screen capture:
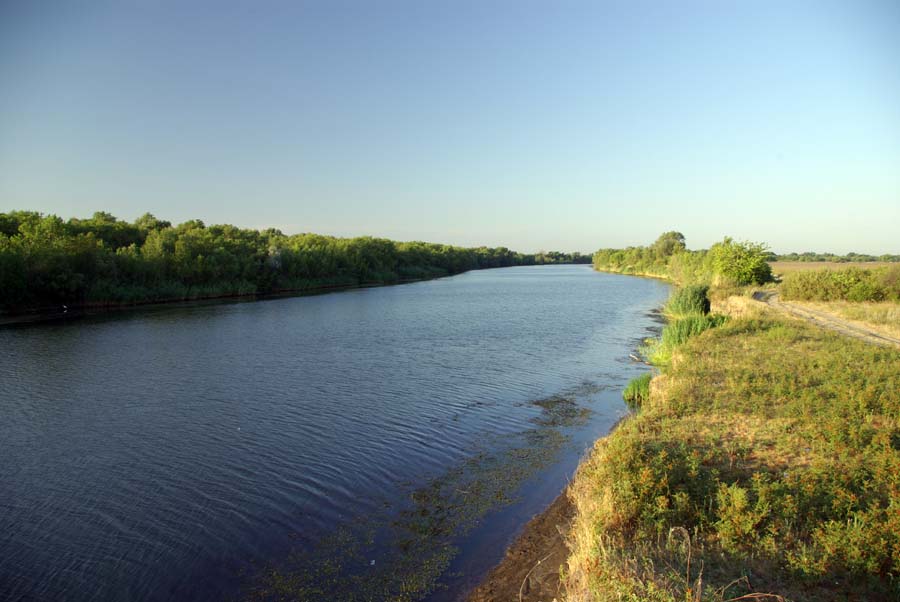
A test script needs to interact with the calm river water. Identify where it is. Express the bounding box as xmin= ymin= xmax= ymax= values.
xmin=1 ymin=265 xmax=668 ymax=601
